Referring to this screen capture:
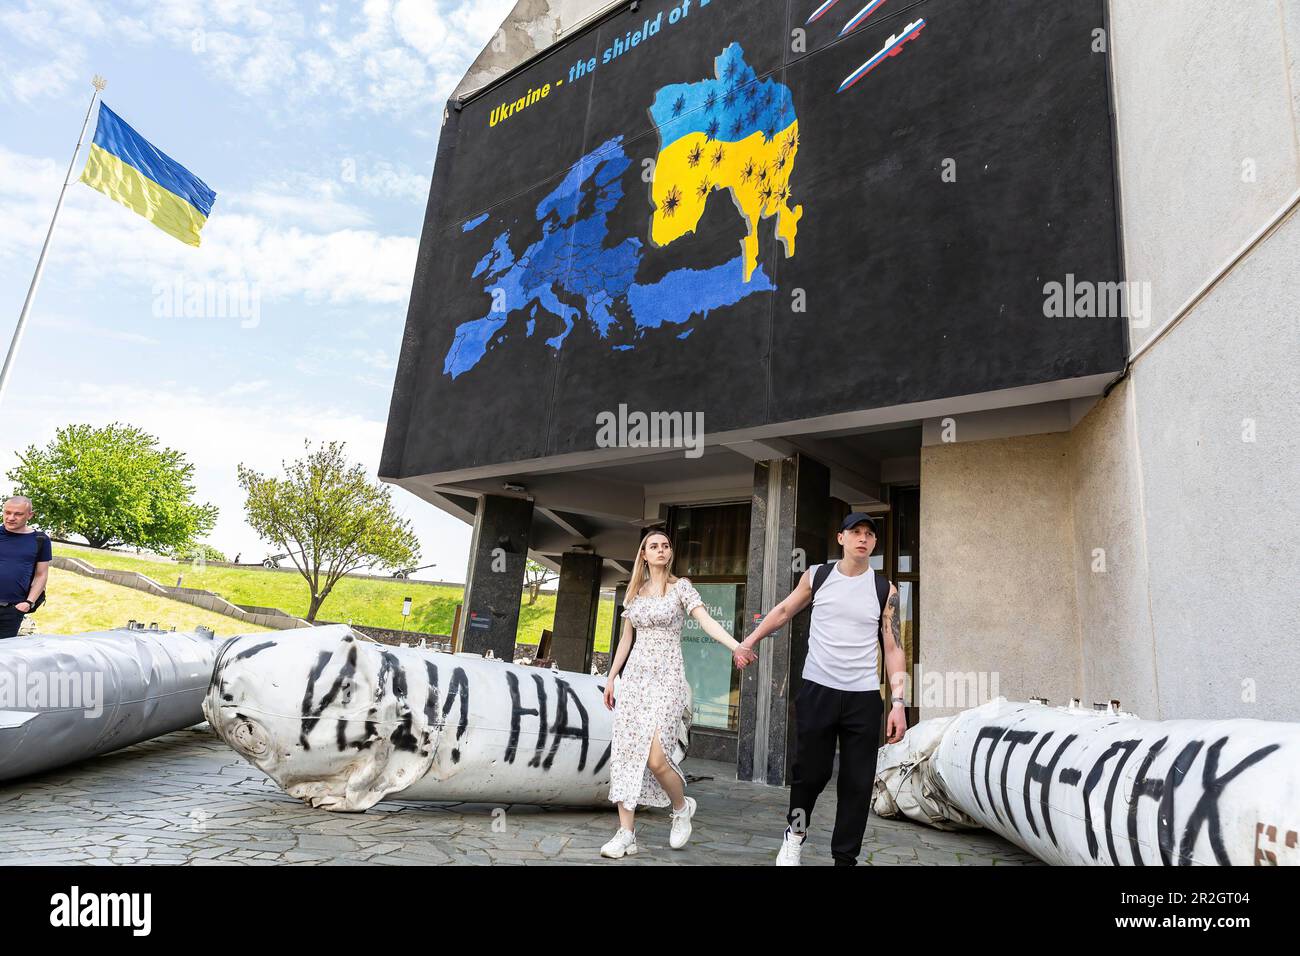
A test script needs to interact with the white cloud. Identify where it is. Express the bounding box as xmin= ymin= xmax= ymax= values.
xmin=392 ymin=0 xmax=449 ymax=58
xmin=230 ymin=175 xmax=373 ymax=230
xmin=1 ymin=0 xmax=522 ymax=116
xmin=42 ymin=316 xmax=161 ymax=347
xmin=0 ymin=146 xmax=417 ymax=308
xmin=358 ymin=161 xmax=430 ymax=202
